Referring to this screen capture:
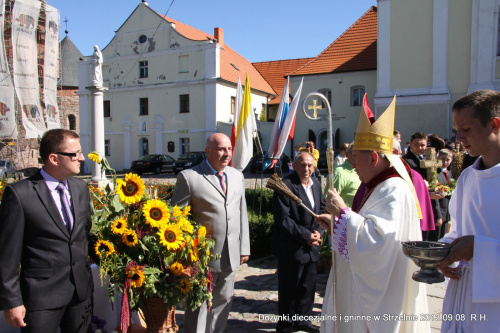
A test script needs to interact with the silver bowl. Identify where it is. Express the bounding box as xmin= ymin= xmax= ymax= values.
xmin=401 ymin=241 xmax=451 ymax=284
